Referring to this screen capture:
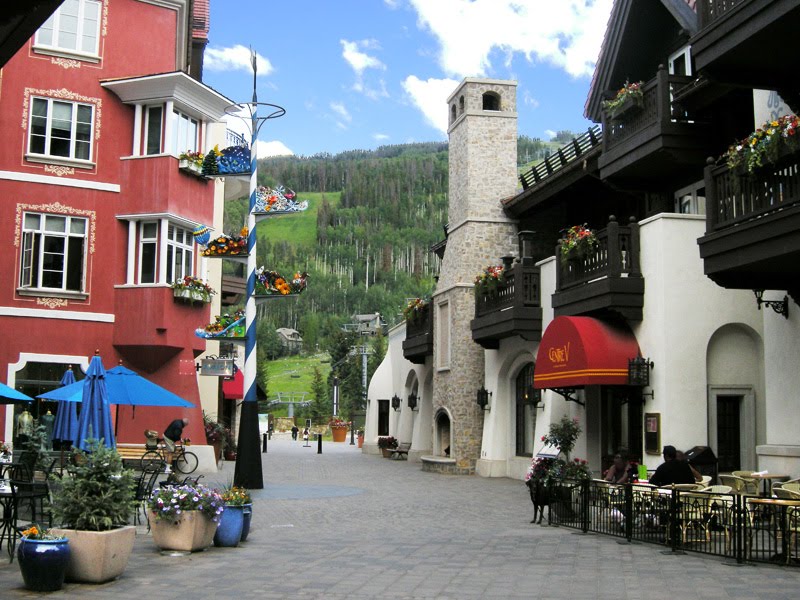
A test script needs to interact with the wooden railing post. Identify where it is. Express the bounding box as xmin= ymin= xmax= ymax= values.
xmin=606 ymin=216 xmax=621 ymax=278
xmin=555 ymin=244 xmax=563 ymax=290
xmin=629 ymin=217 xmax=641 ymax=278
xmin=705 ymin=157 xmax=718 ymax=231
xmin=656 ymin=64 xmax=669 ymax=124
